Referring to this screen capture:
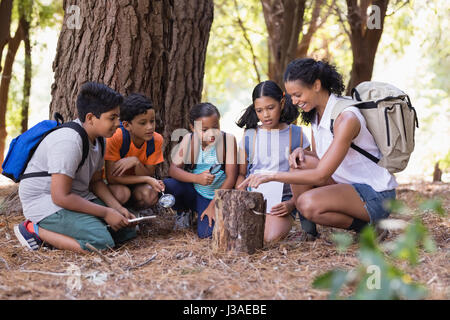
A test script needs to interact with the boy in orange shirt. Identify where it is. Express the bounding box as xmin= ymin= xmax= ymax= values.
xmin=105 ymin=93 xmax=165 ymax=209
